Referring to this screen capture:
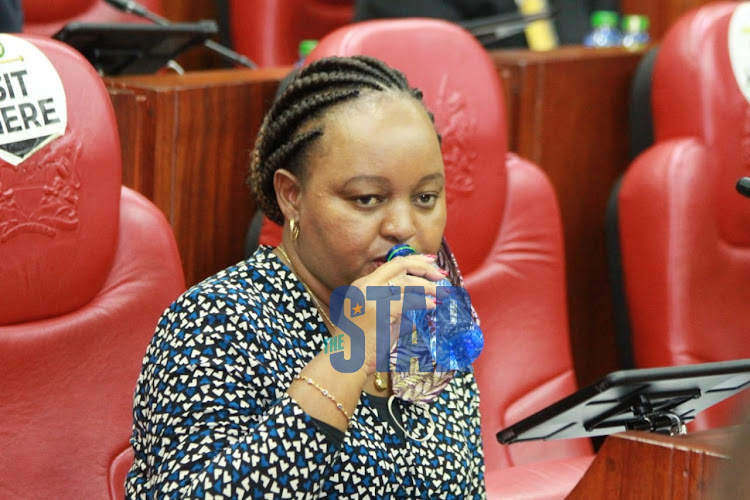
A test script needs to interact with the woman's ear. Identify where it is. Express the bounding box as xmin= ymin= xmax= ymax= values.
xmin=273 ymin=169 xmax=301 ymax=221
